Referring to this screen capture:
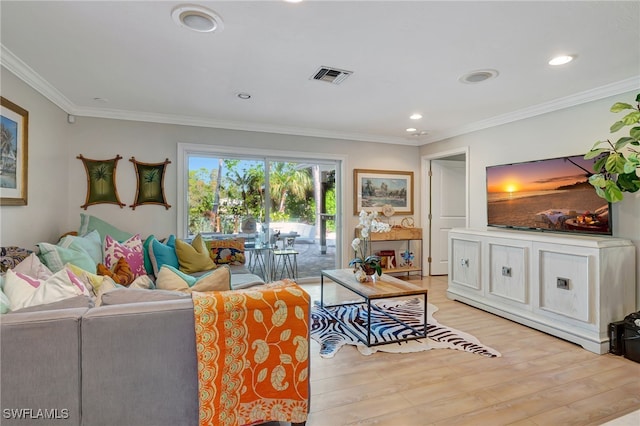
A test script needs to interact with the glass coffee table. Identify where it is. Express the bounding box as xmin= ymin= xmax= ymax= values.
xmin=319 ymin=269 xmax=428 ymax=347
